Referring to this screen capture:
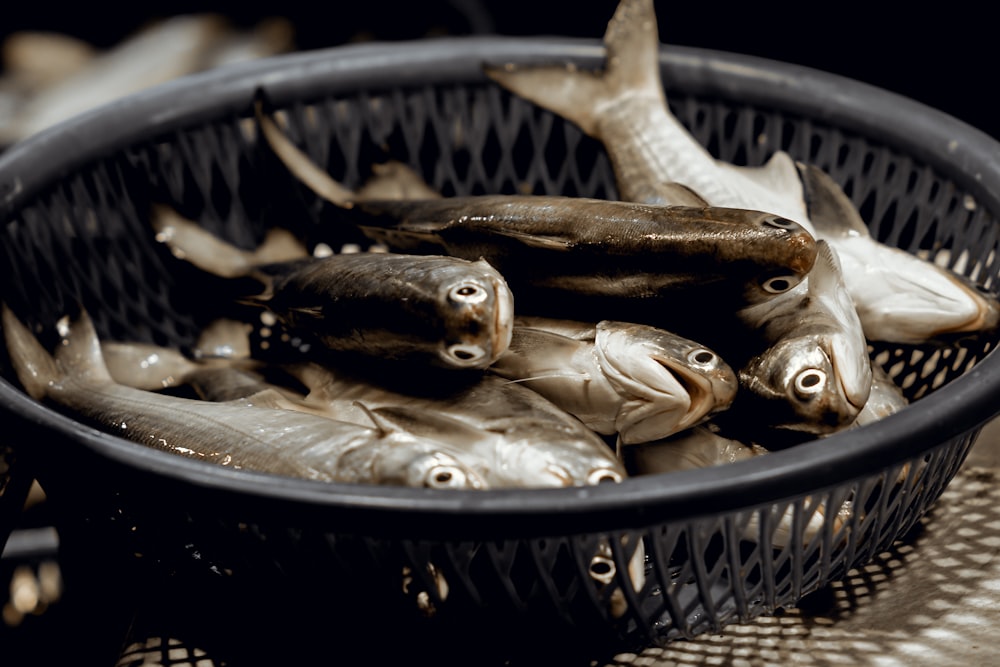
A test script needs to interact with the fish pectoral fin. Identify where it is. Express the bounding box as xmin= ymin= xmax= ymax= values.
xmin=796 ymin=161 xmax=871 ymax=237
xmin=366 ymin=405 xmax=487 ymax=445
xmin=492 ymin=228 xmax=574 ymax=250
